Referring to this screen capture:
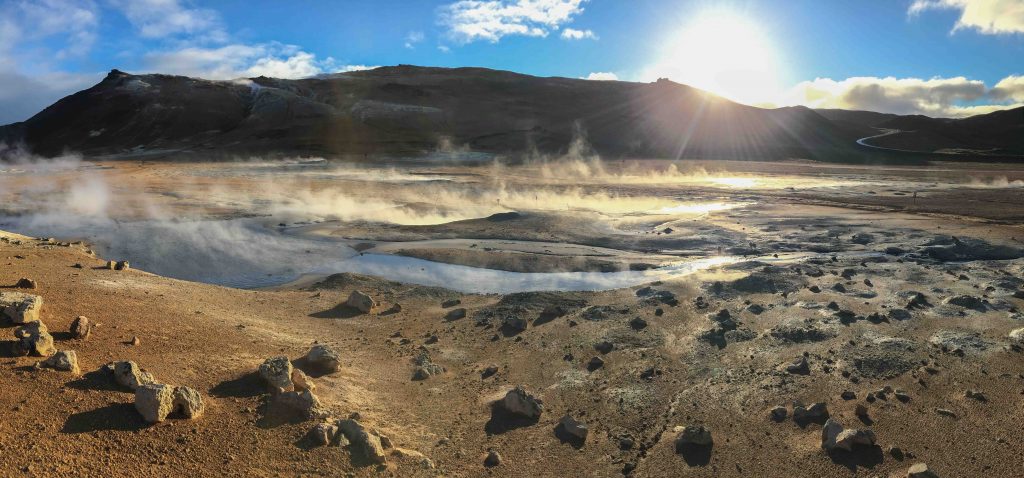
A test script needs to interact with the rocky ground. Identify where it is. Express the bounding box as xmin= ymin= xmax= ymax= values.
xmin=1 ymin=159 xmax=1023 ymax=477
